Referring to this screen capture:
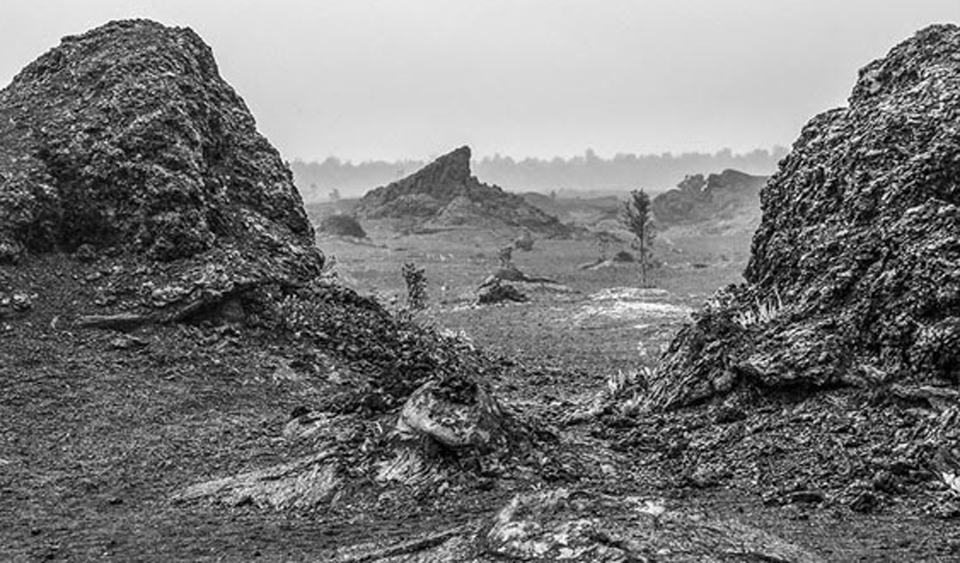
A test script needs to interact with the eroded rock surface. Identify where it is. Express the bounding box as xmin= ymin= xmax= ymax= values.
xmin=649 ymin=24 xmax=960 ymax=410
xmin=333 ymin=489 xmax=824 ymax=562
xmin=0 ymin=19 xmax=323 ymax=320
